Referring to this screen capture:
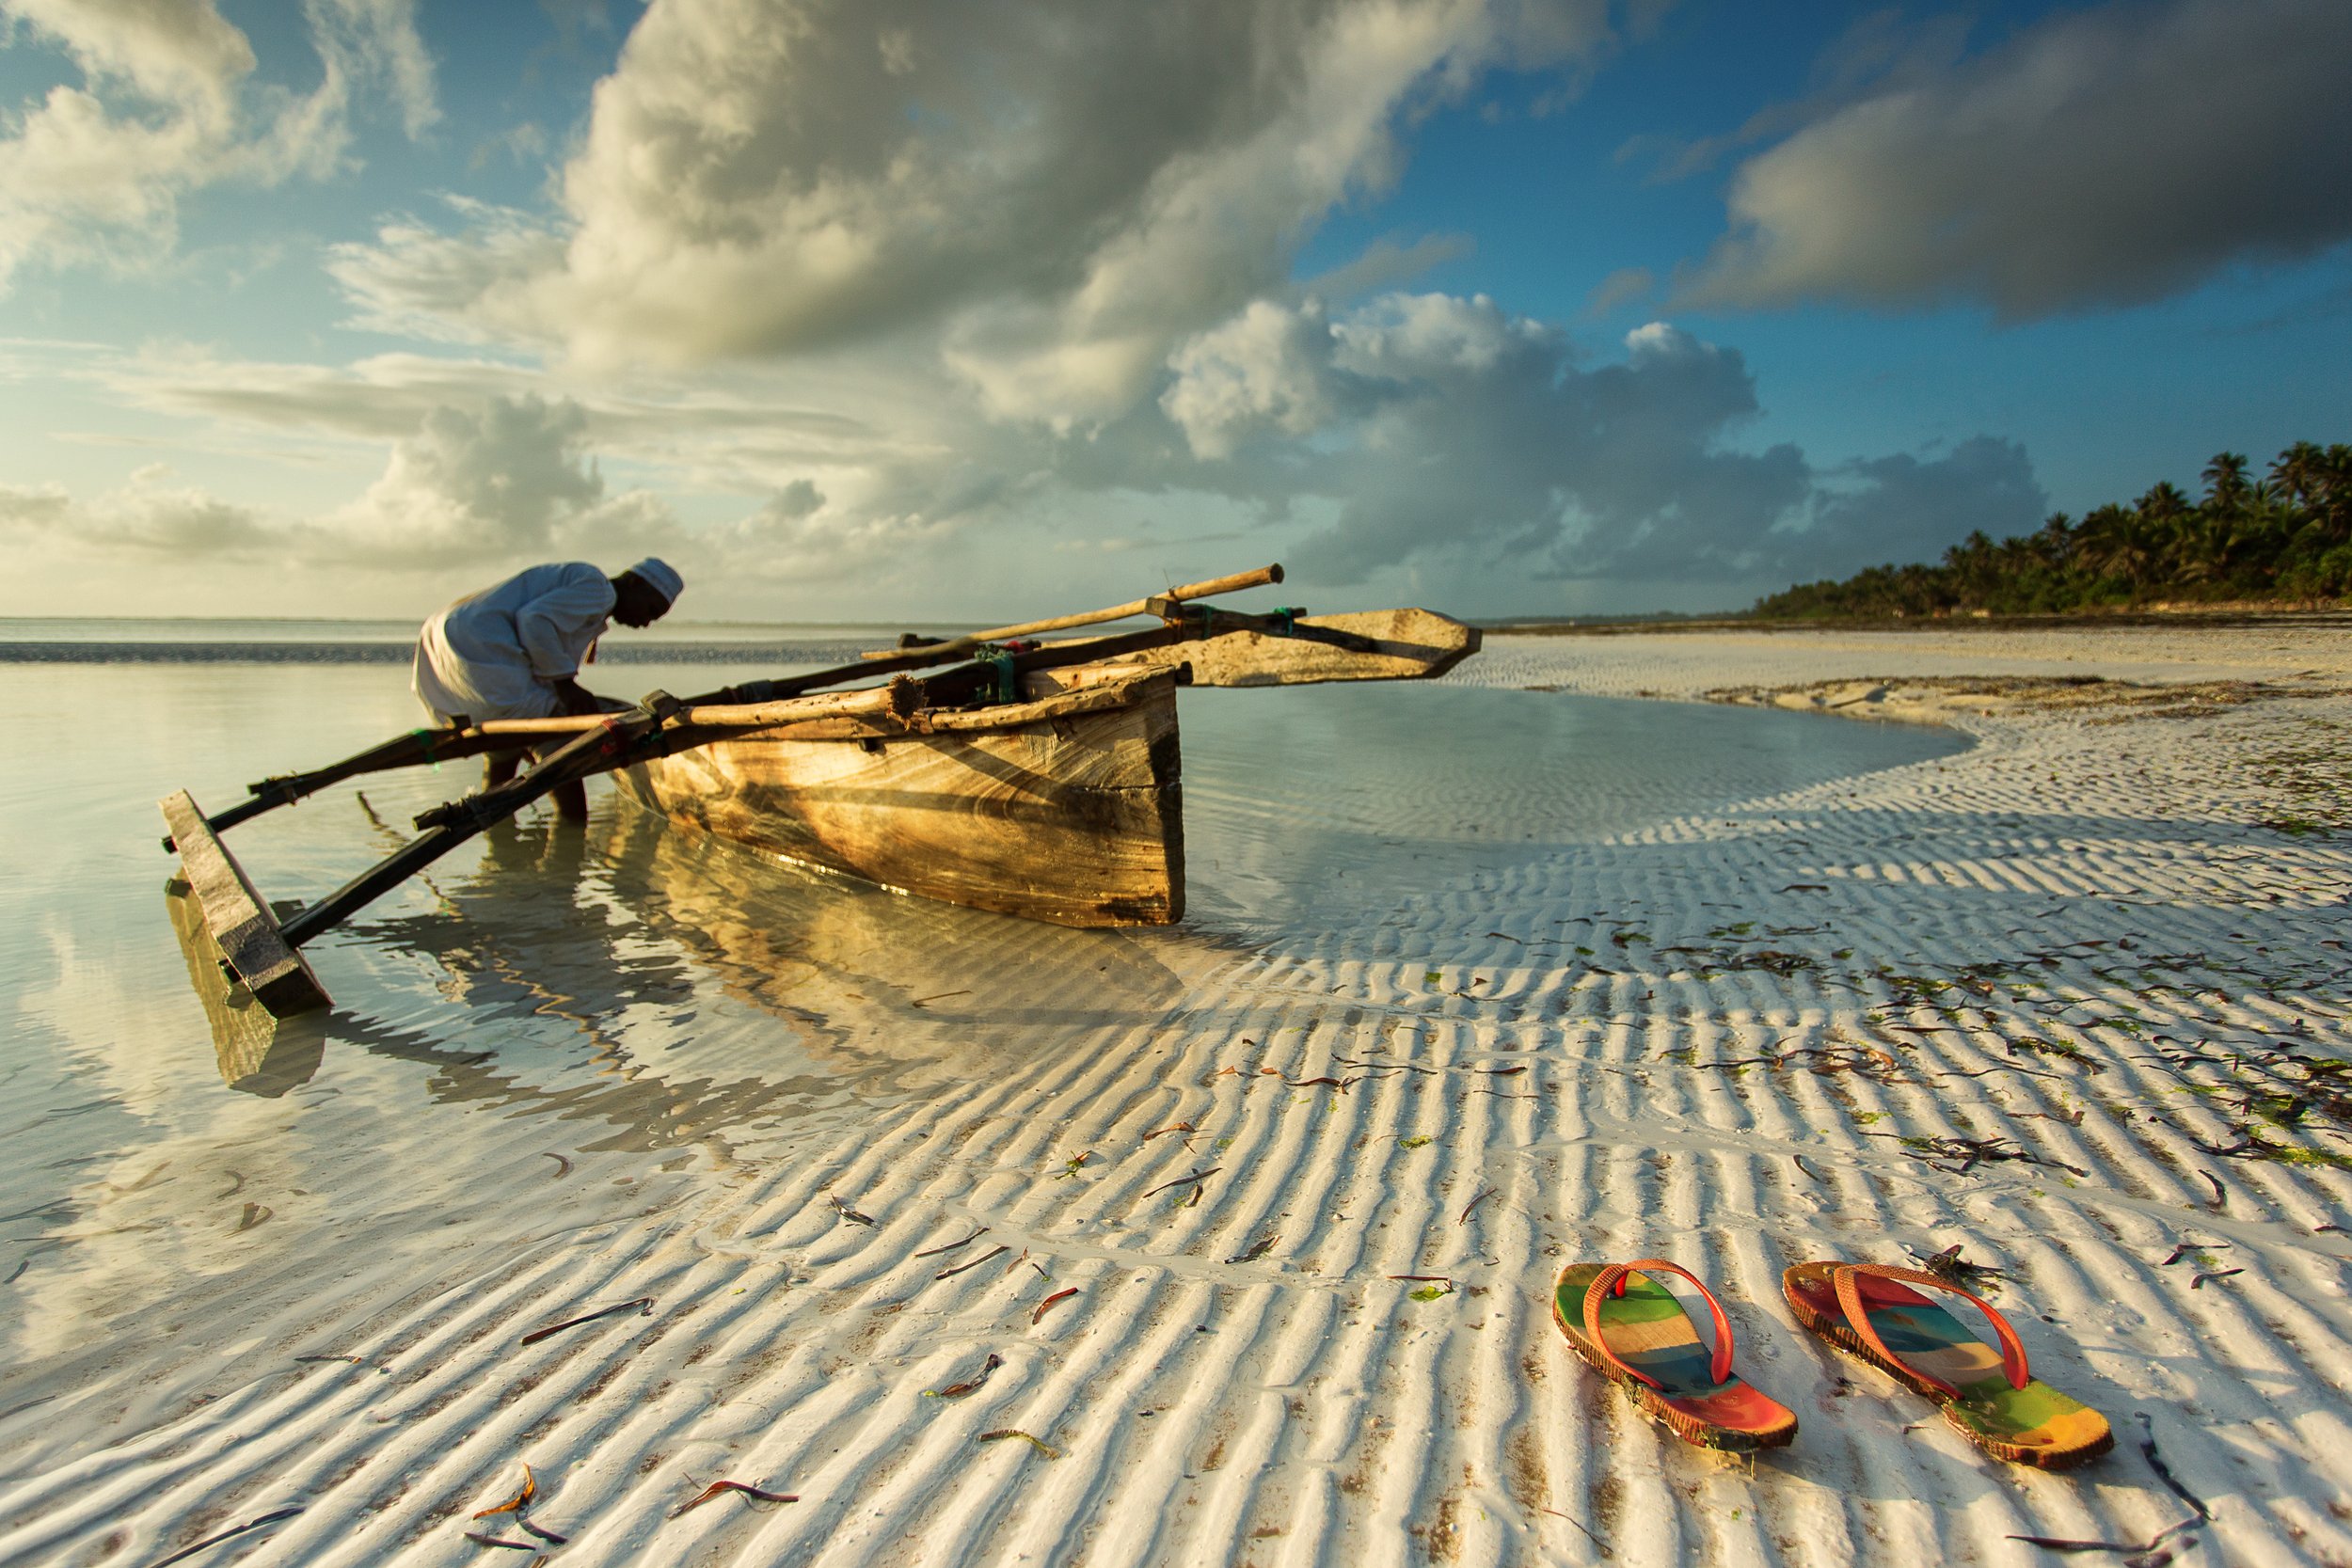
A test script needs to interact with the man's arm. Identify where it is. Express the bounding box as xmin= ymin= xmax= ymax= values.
xmin=515 ymin=567 xmax=619 ymax=684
